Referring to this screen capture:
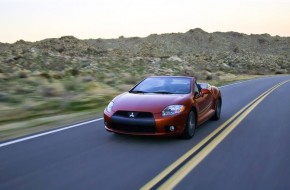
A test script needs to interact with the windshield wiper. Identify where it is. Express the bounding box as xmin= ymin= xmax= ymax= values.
xmin=131 ymin=90 xmax=174 ymax=94
xmin=151 ymin=91 xmax=174 ymax=94
xmin=130 ymin=90 xmax=148 ymax=94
